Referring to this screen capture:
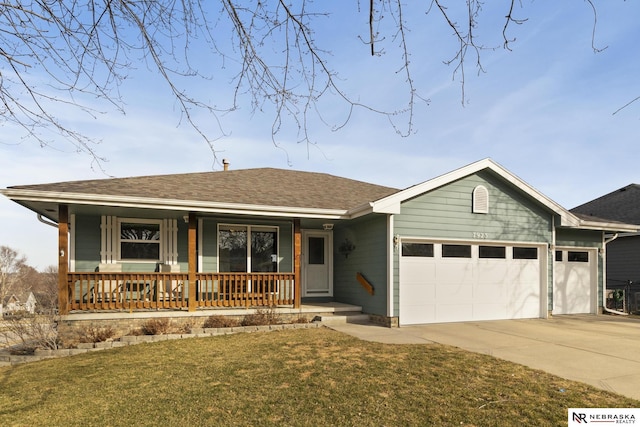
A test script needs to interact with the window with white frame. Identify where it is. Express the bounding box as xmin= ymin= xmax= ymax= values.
xmin=218 ymin=225 xmax=278 ymax=272
xmin=119 ymin=219 xmax=162 ymax=261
